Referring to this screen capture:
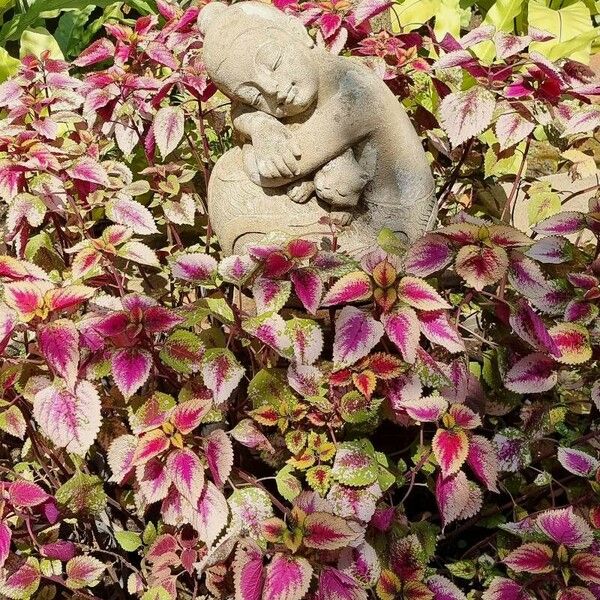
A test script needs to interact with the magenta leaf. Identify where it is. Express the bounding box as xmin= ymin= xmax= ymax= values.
xmin=381 ymin=306 xmax=420 ymax=364
xmin=333 ymin=307 xmax=384 ymax=366
xmin=73 ymin=39 xmax=115 ymax=67
xmin=170 ymin=253 xmax=218 ymax=284
xmin=33 ymin=380 xmax=102 ymax=456
xmin=205 ymin=428 xmax=234 ymax=488
xmin=234 ymin=539 xmax=265 ymax=600
xmin=533 ymin=211 xmax=586 ymax=236
xmin=504 ymin=353 xmax=557 ymax=394
xmin=38 ymin=319 xmax=80 ymax=388
xmin=287 ymin=317 xmax=324 ymax=365
xmin=111 ymin=347 xmax=153 ymax=399
xmin=66 ymin=555 xmax=106 ymax=589
xmin=535 ymin=507 xmax=593 ymax=549
xmin=8 ymin=481 xmax=49 ymax=507
xmin=253 ymin=278 xmax=292 ymax=314
xmin=509 ymin=300 xmax=560 ymax=357
xmin=570 ymin=553 xmax=600 ymax=585
xmin=440 ymin=86 xmax=496 ymax=147
xmin=557 ymin=447 xmax=599 ymax=478
xmin=404 ymin=234 xmax=453 ymax=277
xmin=467 ymin=435 xmax=499 ymax=492
xmin=481 ymin=577 xmax=533 ymax=600
xmin=316 ymin=567 xmax=367 ymax=600
xmin=154 ymin=105 xmax=185 ymax=158
xmin=0 ymin=522 xmax=10 ymax=569
xmin=201 ymin=348 xmax=245 ymax=405
xmin=435 ymin=471 xmax=471 ymax=527
xmin=322 ymin=271 xmax=373 ymax=306
xmin=503 ymin=542 xmax=553 ymax=574
xmin=106 ymin=197 xmax=159 ymax=235
xmin=397 ymin=276 xmax=450 ymax=310
xmin=192 ymin=481 xmax=228 ymax=547
xmin=302 ymin=512 xmax=360 ymax=550
xmin=427 ymin=574 xmax=468 ymax=600
xmin=433 ymin=429 xmax=469 ymax=477
xmin=263 ymin=553 xmax=313 ymax=600
xmin=418 ymin=310 xmax=464 ymax=354
xmin=290 ymin=268 xmax=323 ymax=314
xmin=166 ymin=448 xmax=204 ymax=504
